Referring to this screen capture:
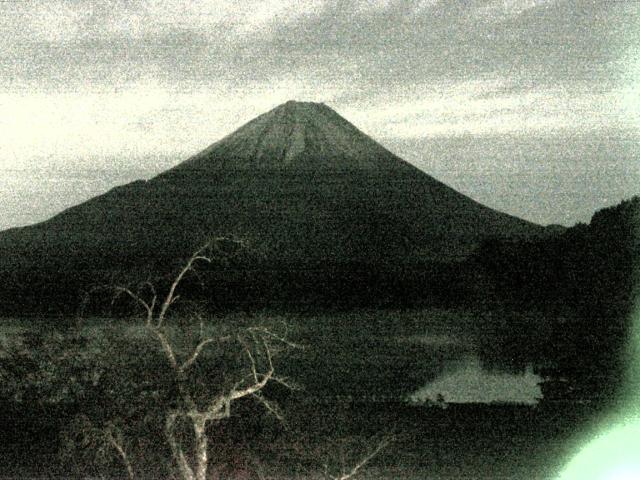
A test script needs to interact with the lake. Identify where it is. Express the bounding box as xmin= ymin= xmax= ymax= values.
xmin=409 ymin=354 xmax=543 ymax=405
